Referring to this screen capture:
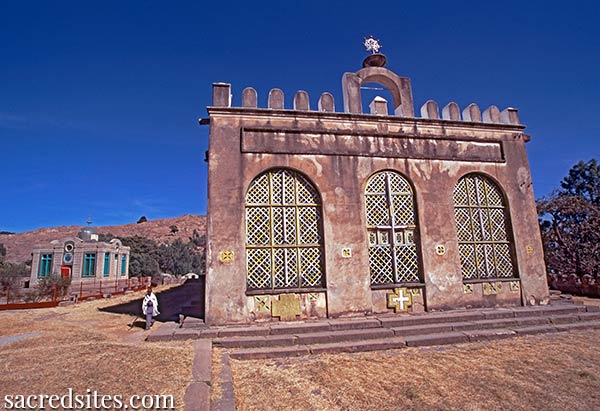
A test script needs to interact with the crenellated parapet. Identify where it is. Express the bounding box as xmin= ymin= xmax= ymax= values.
xmin=214 ymin=84 xmax=340 ymax=114
xmin=210 ymin=62 xmax=521 ymax=125
xmin=420 ymin=101 xmax=519 ymax=125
